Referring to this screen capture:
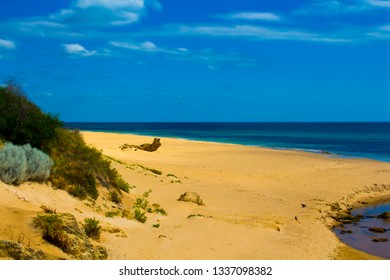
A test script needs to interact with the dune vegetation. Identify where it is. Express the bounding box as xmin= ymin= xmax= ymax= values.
xmin=0 ymin=83 xmax=131 ymax=199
